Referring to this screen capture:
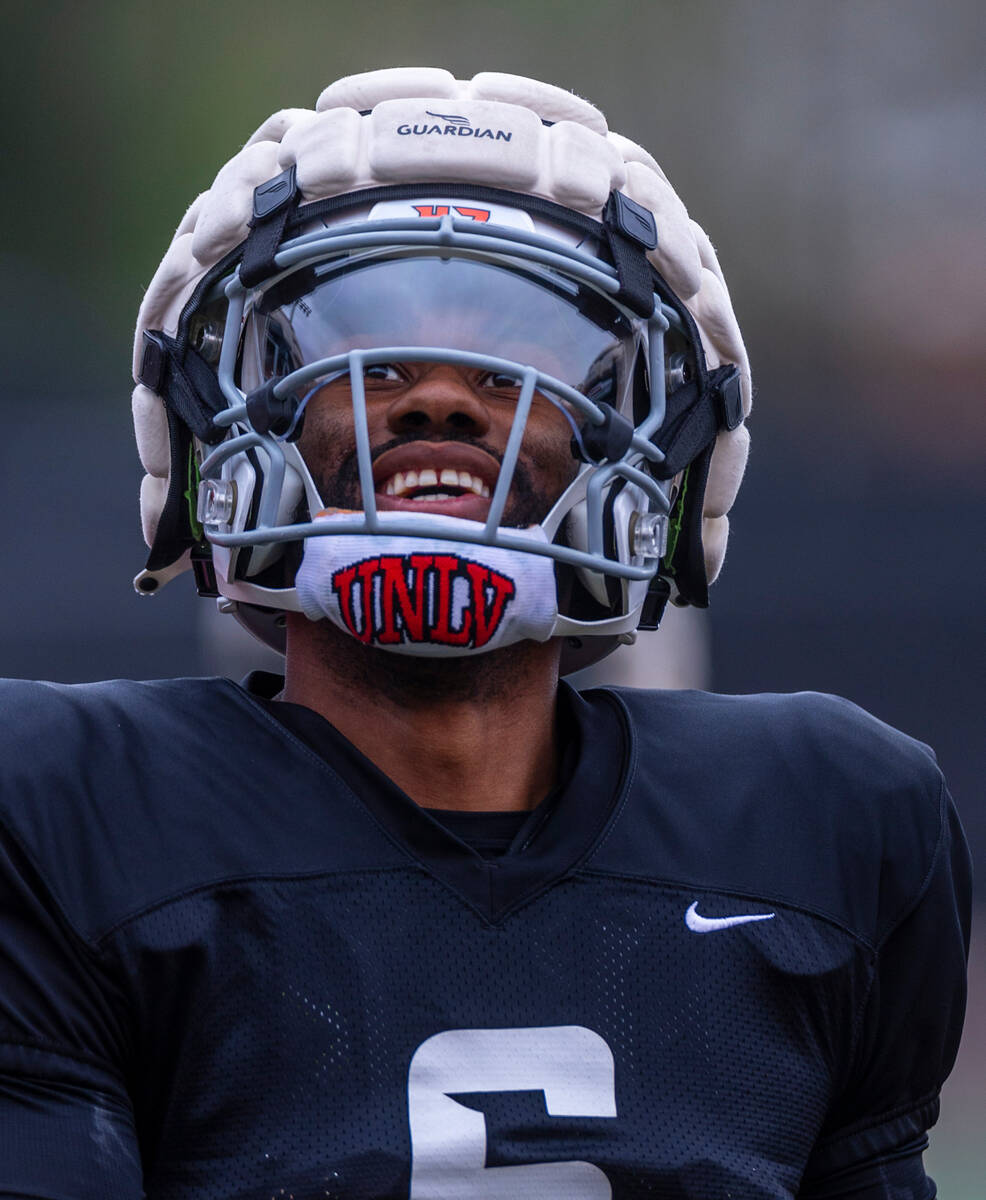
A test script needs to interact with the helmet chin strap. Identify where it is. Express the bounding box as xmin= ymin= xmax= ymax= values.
xmin=295 ymin=512 xmax=559 ymax=656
